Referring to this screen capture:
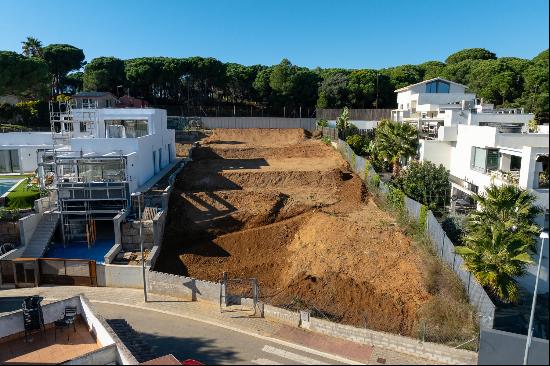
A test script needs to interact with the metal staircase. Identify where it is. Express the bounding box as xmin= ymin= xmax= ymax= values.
xmin=21 ymin=212 xmax=60 ymax=258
